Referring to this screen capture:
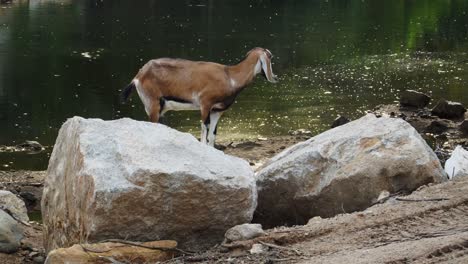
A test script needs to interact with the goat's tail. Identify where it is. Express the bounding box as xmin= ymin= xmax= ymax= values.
xmin=121 ymin=80 xmax=136 ymax=103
